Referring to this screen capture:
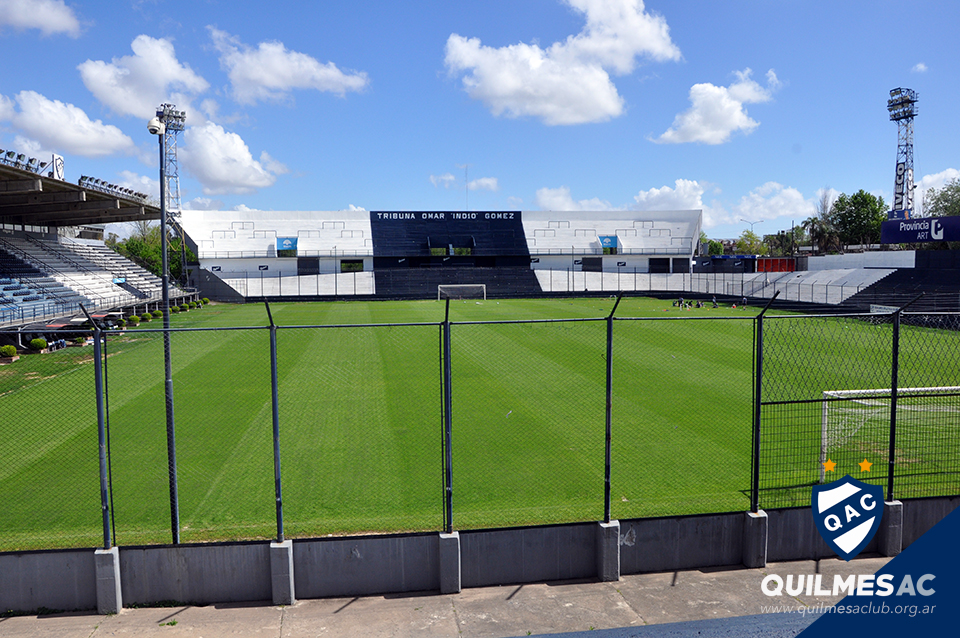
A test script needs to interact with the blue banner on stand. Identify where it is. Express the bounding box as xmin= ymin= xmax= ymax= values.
xmin=599 ymin=235 xmax=618 ymax=248
xmin=881 ymin=216 xmax=960 ymax=244
xmin=277 ymin=237 xmax=298 ymax=251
